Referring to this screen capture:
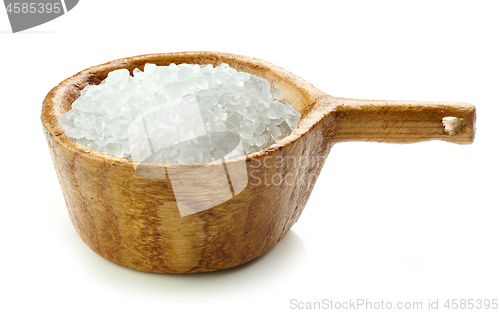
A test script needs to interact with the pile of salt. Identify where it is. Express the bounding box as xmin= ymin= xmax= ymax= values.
xmin=59 ymin=63 xmax=301 ymax=164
